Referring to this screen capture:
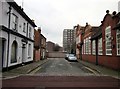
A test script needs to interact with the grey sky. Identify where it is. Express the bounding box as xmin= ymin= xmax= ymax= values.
xmin=14 ymin=0 xmax=119 ymax=46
